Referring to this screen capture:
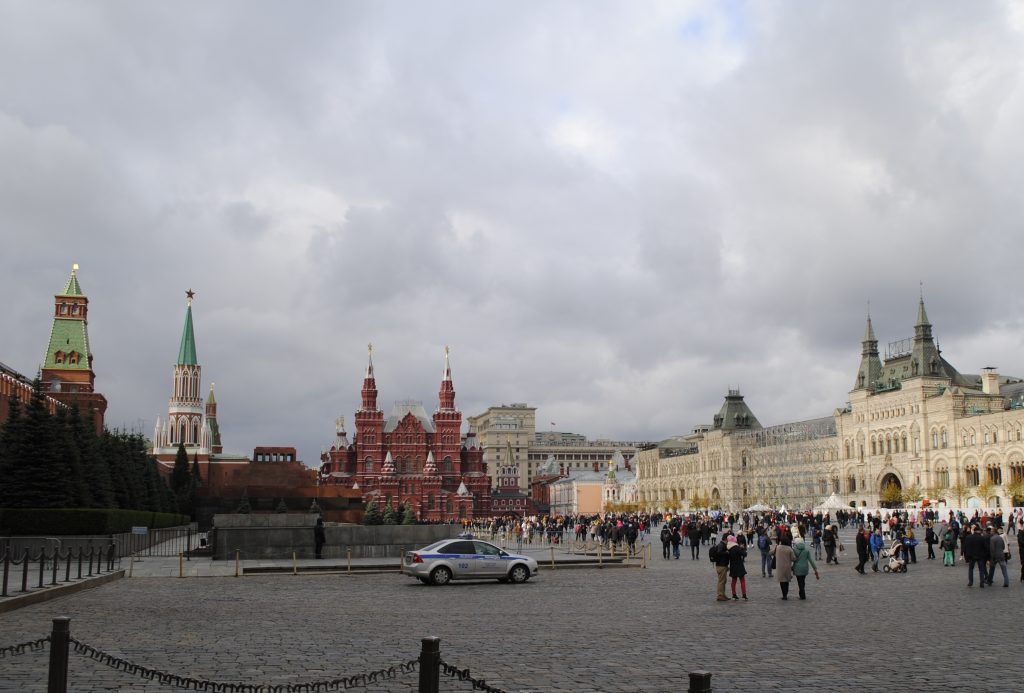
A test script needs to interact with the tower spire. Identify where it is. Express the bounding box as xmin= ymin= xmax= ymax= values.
xmin=438 ymin=345 xmax=456 ymax=411
xmin=853 ymin=306 xmax=882 ymax=391
xmin=178 ymin=291 xmax=198 ymax=366
xmin=360 ymin=342 xmax=379 ymax=411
